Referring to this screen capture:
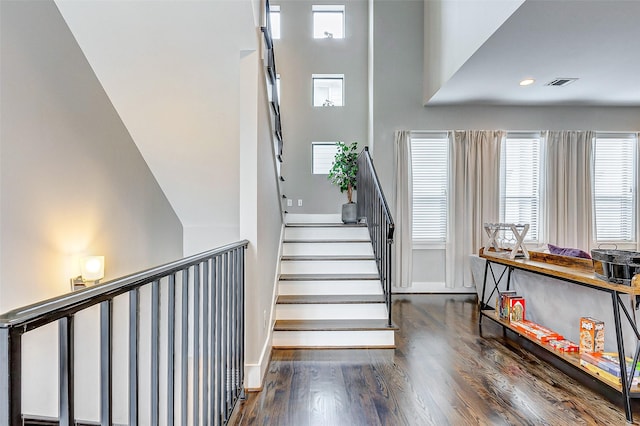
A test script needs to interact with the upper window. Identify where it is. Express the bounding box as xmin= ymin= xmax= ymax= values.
xmin=592 ymin=134 xmax=637 ymax=242
xmin=269 ymin=5 xmax=281 ymax=39
xmin=499 ymin=133 xmax=541 ymax=242
xmin=312 ymin=5 xmax=345 ymax=39
xmin=312 ymin=74 xmax=344 ymax=107
xmin=312 ymin=142 xmax=338 ymax=174
xmin=411 ymin=133 xmax=449 ymax=243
